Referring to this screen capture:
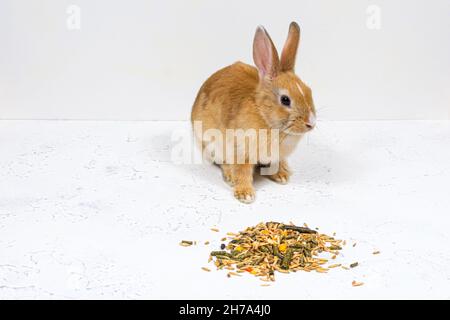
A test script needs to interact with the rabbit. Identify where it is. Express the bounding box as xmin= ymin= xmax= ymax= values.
xmin=191 ymin=22 xmax=316 ymax=203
